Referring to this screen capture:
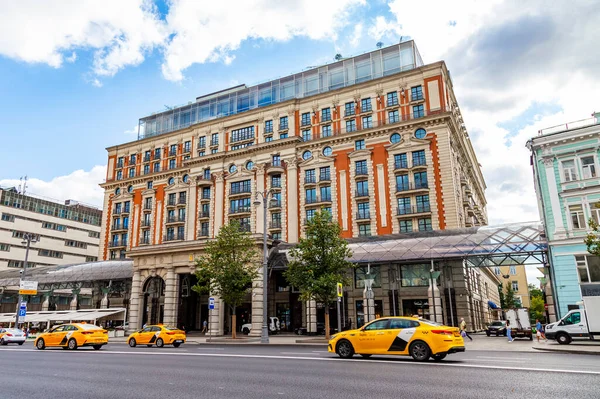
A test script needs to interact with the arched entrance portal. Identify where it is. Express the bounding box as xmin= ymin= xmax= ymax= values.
xmin=142 ymin=276 xmax=165 ymax=326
